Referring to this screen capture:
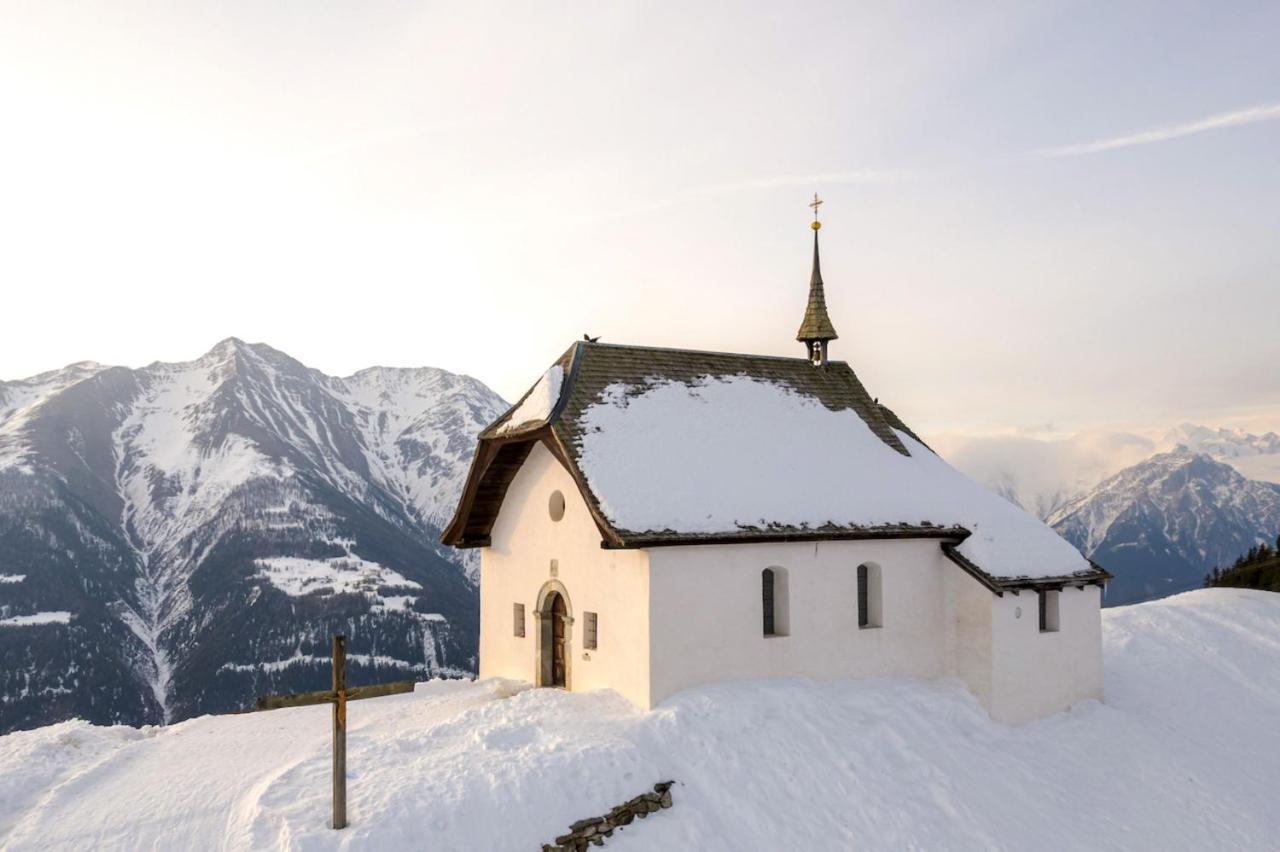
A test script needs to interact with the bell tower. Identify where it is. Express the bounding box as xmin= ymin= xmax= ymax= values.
xmin=796 ymin=193 xmax=839 ymax=365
